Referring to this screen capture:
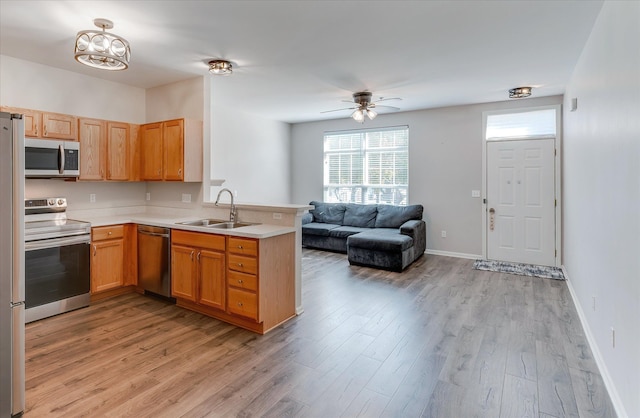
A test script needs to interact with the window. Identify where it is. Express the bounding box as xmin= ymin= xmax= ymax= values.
xmin=485 ymin=108 xmax=557 ymax=140
xmin=323 ymin=126 xmax=408 ymax=205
